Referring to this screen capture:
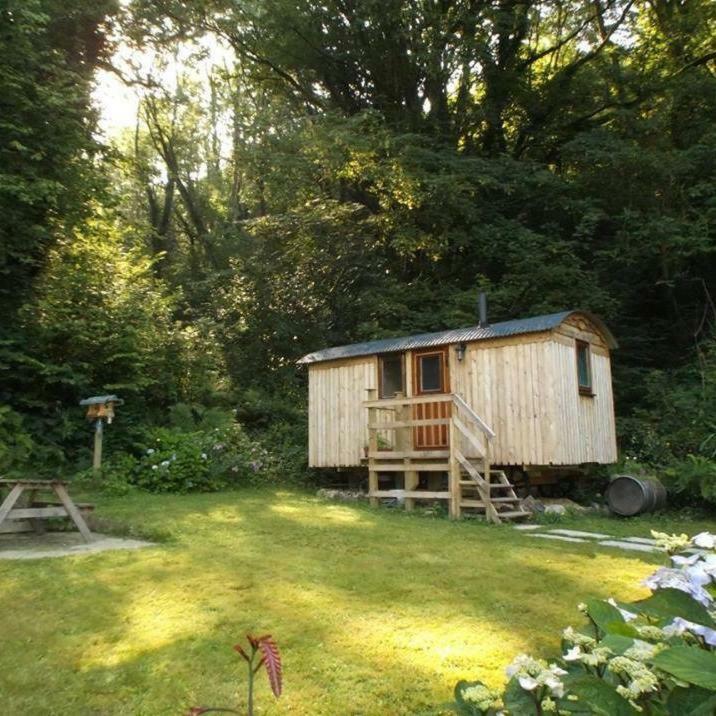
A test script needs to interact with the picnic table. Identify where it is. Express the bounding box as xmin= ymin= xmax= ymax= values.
xmin=0 ymin=479 xmax=93 ymax=543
